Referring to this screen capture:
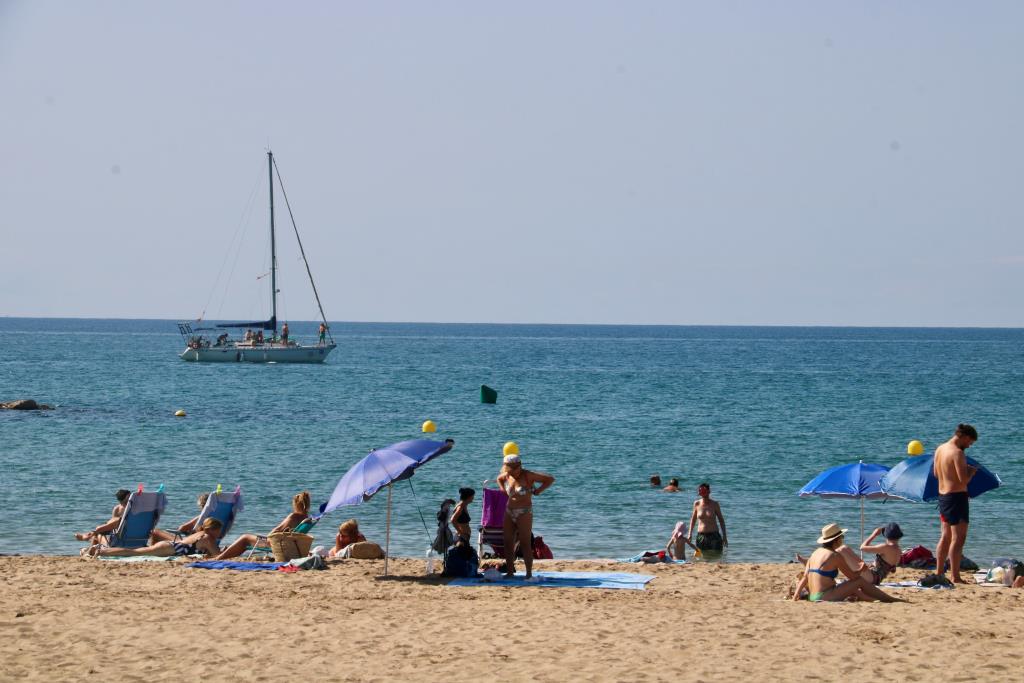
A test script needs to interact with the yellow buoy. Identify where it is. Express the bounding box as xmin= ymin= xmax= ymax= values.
xmin=422 ymin=420 xmax=437 ymax=433
xmin=174 ymin=409 xmax=186 ymax=417
xmin=907 ymin=440 xmax=924 ymax=456
xmin=503 ymin=441 xmax=519 ymax=456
